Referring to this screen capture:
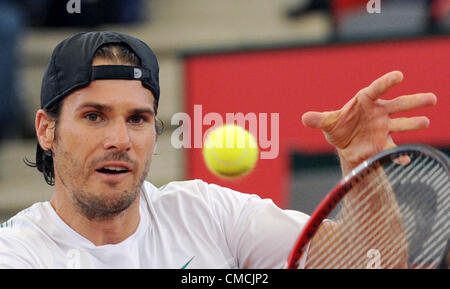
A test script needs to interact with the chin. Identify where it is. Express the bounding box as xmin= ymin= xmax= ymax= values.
xmin=75 ymin=186 xmax=140 ymax=221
